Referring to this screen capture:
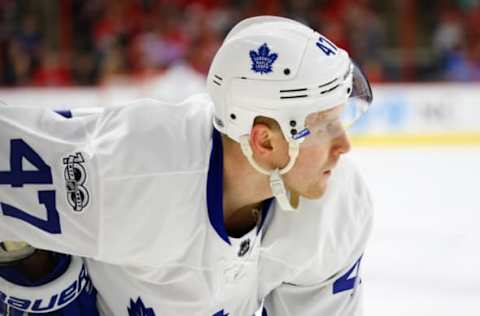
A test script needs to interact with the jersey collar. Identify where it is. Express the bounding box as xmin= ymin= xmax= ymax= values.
xmin=207 ymin=128 xmax=272 ymax=245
